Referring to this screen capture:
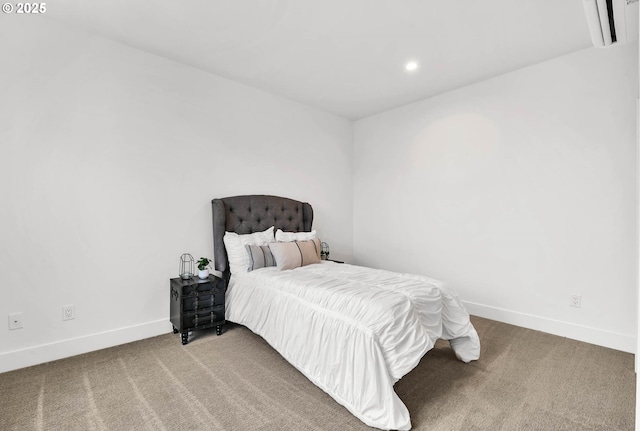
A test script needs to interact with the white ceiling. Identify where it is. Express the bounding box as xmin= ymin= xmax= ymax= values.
xmin=48 ymin=0 xmax=597 ymax=120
